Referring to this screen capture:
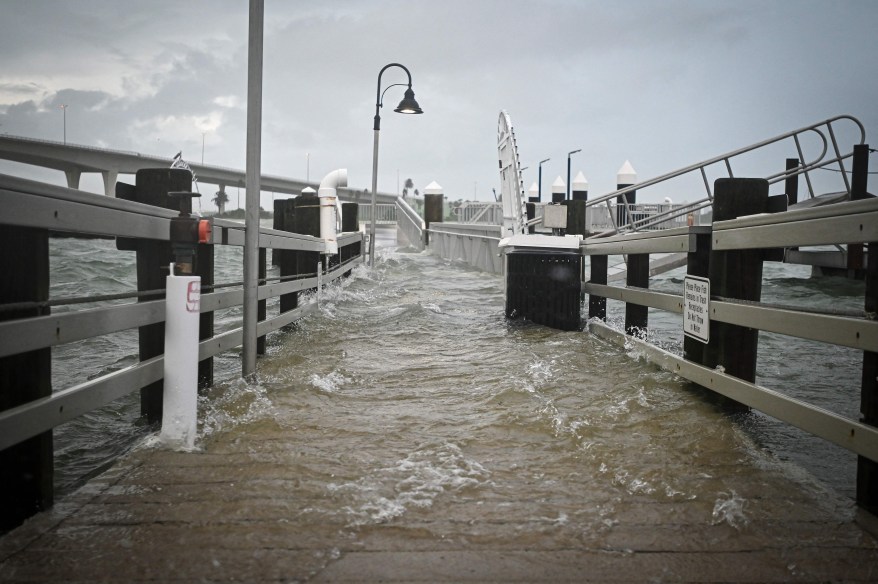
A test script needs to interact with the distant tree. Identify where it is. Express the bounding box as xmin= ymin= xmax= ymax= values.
xmin=402 ymin=178 xmax=414 ymax=198
xmin=414 ymin=188 xmax=419 ymax=197
xmin=213 ymin=189 xmax=229 ymax=214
